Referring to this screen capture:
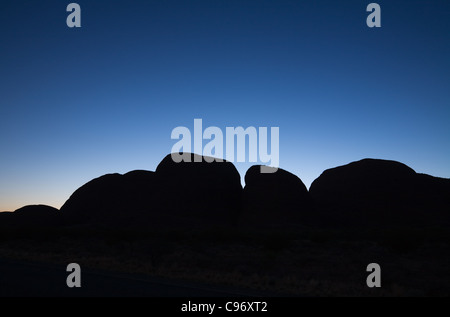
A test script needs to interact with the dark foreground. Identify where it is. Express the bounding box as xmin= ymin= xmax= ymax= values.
xmin=0 ymin=257 xmax=276 ymax=297
xmin=0 ymin=226 xmax=449 ymax=297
